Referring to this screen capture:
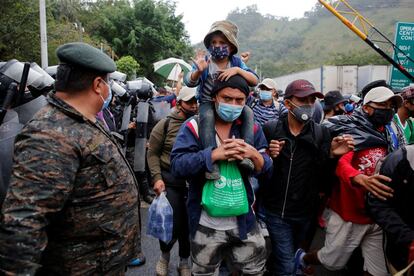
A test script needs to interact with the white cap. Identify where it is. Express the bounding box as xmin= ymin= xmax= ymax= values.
xmin=363 ymin=86 xmax=403 ymax=107
xmin=177 ymin=86 xmax=197 ymax=101
xmin=258 ymin=78 xmax=278 ymax=90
